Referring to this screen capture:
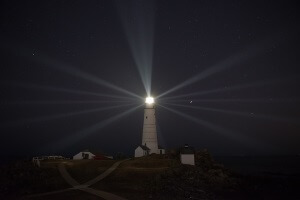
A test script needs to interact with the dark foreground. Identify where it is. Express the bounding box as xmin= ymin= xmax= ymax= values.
xmin=1 ymin=153 xmax=300 ymax=199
